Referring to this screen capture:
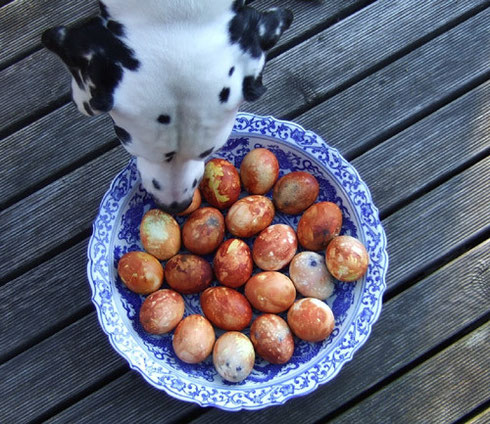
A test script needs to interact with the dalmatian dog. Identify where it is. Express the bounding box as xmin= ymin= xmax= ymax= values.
xmin=42 ymin=0 xmax=293 ymax=214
